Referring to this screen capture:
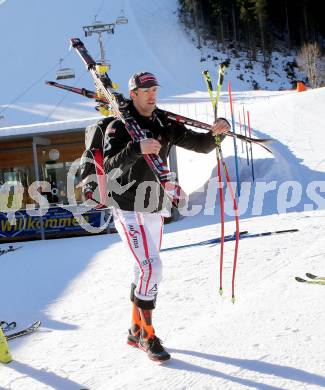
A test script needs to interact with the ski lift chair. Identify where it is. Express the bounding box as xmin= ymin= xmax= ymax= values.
xmin=56 ymin=59 xmax=75 ymax=80
xmin=56 ymin=68 xmax=75 ymax=80
xmin=83 ymin=15 xmax=115 ymax=37
xmin=116 ymin=10 xmax=128 ymax=25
